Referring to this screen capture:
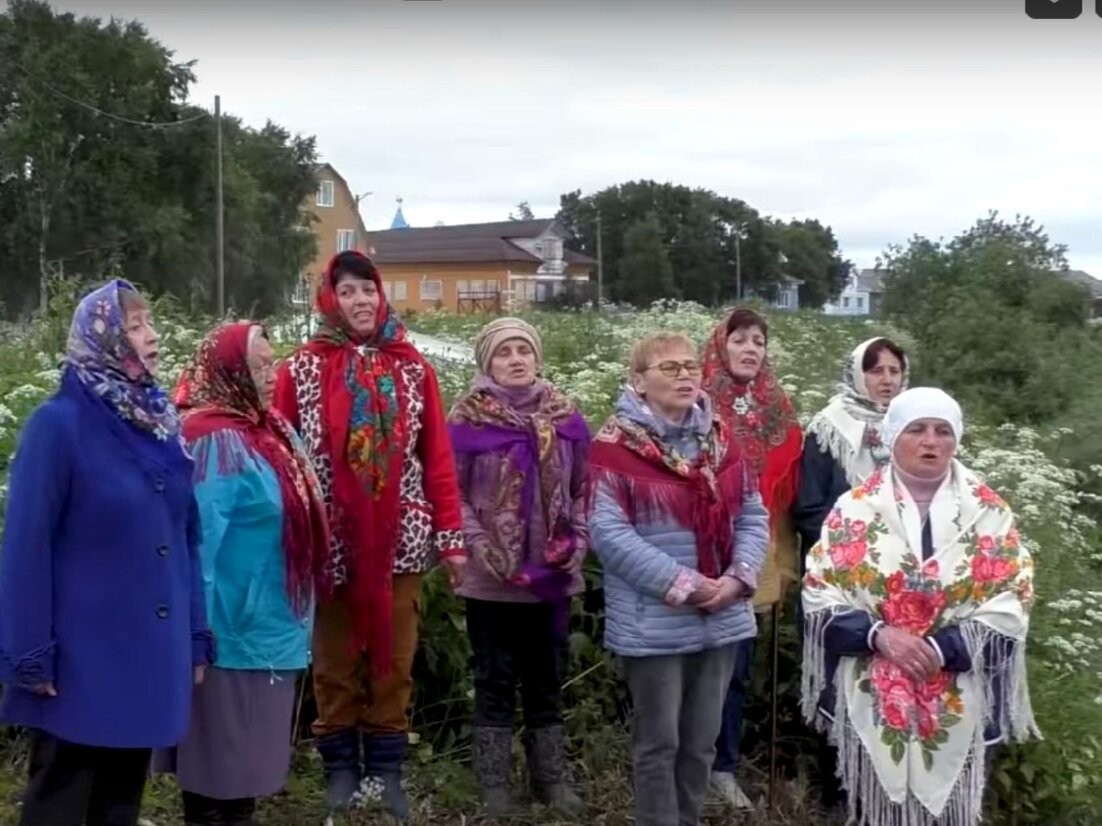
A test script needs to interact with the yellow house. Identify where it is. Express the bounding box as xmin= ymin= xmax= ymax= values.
xmin=294 ymin=163 xmax=369 ymax=305
xmin=365 ymin=219 xmax=596 ymax=313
